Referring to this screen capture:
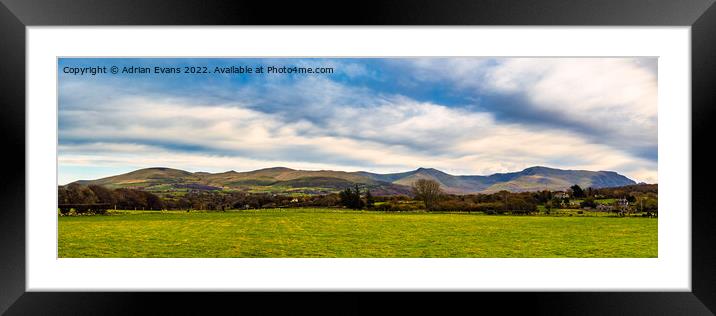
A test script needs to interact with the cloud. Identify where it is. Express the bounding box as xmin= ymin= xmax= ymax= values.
xmin=398 ymin=58 xmax=658 ymax=159
xmin=59 ymin=92 xmax=656 ymax=183
xmin=484 ymin=58 xmax=656 ymax=142
xmin=58 ymin=57 xmax=658 ymax=184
